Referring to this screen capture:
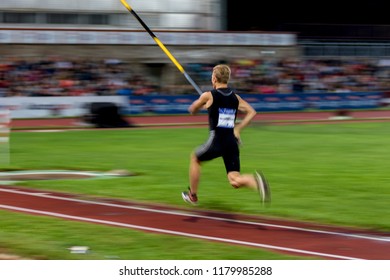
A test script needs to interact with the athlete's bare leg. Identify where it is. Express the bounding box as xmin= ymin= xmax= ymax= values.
xmin=189 ymin=152 xmax=201 ymax=195
xmin=228 ymin=171 xmax=271 ymax=204
xmin=227 ymin=171 xmax=257 ymax=190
